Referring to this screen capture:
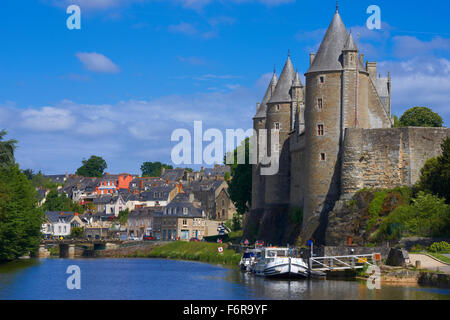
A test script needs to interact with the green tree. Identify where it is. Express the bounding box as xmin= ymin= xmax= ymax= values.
xmin=0 ymin=165 xmax=44 ymax=262
xmin=70 ymin=227 xmax=84 ymax=239
xmin=416 ymin=138 xmax=450 ymax=203
xmin=398 ymin=107 xmax=443 ymax=127
xmin=140 ymin=161 xmax=173 ymax=177
xmin=118 ymin=208 xmax=129 ymax=225
xmin=42 ymin=189 xmax=84 ymax=213
xmin=0 ymin=130 xmax=17 ymax=169
xmin=226 ymin=138 xmax=252 ymax=215
xmin=76 ymin=155 xmax=107 ymax=177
